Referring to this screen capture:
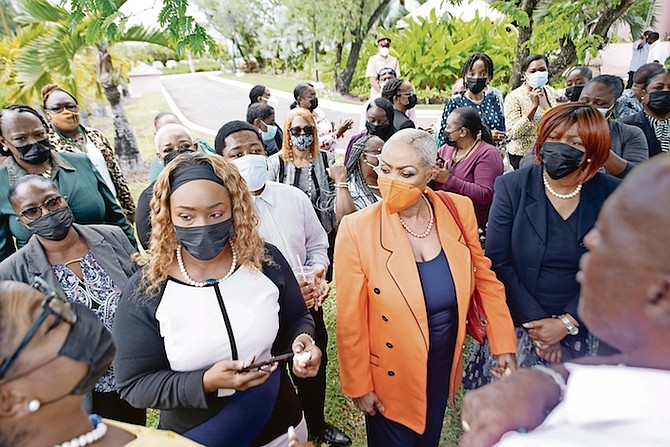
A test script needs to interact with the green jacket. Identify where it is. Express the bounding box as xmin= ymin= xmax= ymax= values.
xmin=0 ymin=151 xmax=136 ymax=262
